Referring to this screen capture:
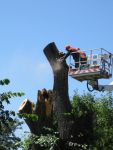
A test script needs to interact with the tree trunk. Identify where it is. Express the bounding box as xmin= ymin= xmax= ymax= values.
xmin=43 ymin=42 xmax=73 ymax=140
xmin=19 ymin=42 xmax=74 ymax=148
